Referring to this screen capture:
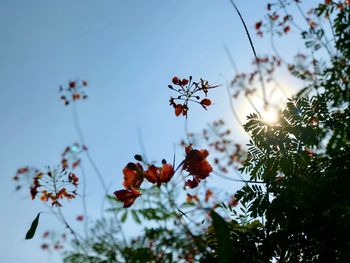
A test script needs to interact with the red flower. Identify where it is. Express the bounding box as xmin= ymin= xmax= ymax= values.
xmin=229 ymin=196 xmax=239 ymax=207
xmin=145 ymin=163 xmax=174 ymax=187
xmin=183 ymin=145 xmax=213 ymax=188
xmin=41 ymin=244 xmax=49 ymax=250
xmin=69 ymin=81 xmax=76 ymax=89
xmin=172 ymin=76 xmax=180 ymax=85
xmin=42 ymin=231 xmax=49 ymax=238
xmin=122 ymin=162 xmax=144 ymax=191
xmin=269 ymin=13 xmax=279 ymax=21
xmin=255 ymin=21 xmax=262 ymax=30
xmin=30 ymin=186 xmax=39 ymax=199
xmin=17 ymin=167 xmax=29 ymax=174
xmin=114 ymin=189 xmax=141 ymax=208
xmin=175 ymin=104 xmax=183 ymax=116
xmin=205 ymin=189 xmax=213 ymax=202
xmin=181 ymin=79 xmax=189 ymax=85
xmin=200 ymin=98 xmax=211 ymax=108
xmin=184 ymin=145 xmax=213 ymax=179
xmin=284 ymin=26 xmax=290 ymax=33
xmin=168 ymin=76 xmax=217 ymax=118
xmin=68 ymin=173 xmax=79 ymax=186
xmin=185 ymin=178 xmax=199 ymax=189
